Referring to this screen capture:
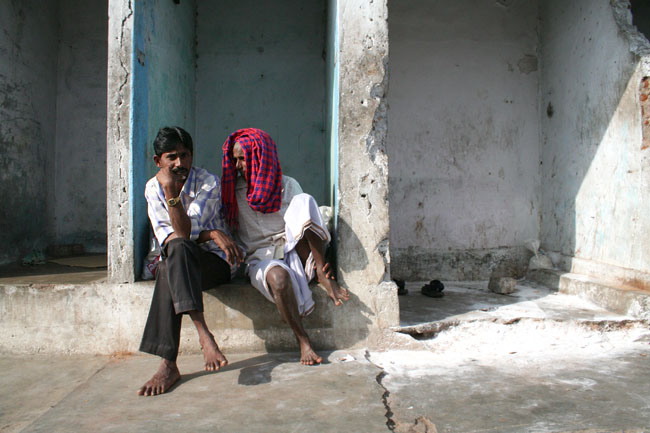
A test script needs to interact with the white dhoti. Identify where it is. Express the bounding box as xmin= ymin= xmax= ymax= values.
xmin=246 ymin=193 xmax=330 ymax=316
